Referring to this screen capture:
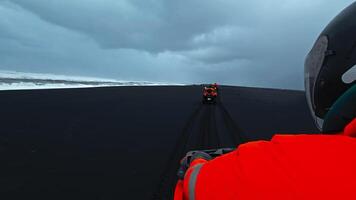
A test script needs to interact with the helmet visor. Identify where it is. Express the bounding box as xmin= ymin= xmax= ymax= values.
xmin=304 ymin=36 xmax=328 ymax=130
